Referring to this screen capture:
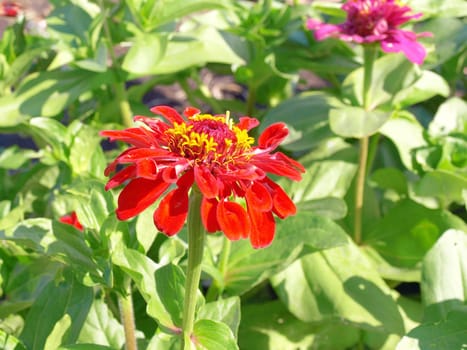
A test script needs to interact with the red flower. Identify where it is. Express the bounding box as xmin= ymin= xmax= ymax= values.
xmin=101 ymin=106 xmax=305 ymax=248
xmin=307 ymin=0 xmax=432 ymax=64
xmin=0 ymin=1 xmax=21 ymax=17
xmin=59 ymin=212 xmax=84 ymax=231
